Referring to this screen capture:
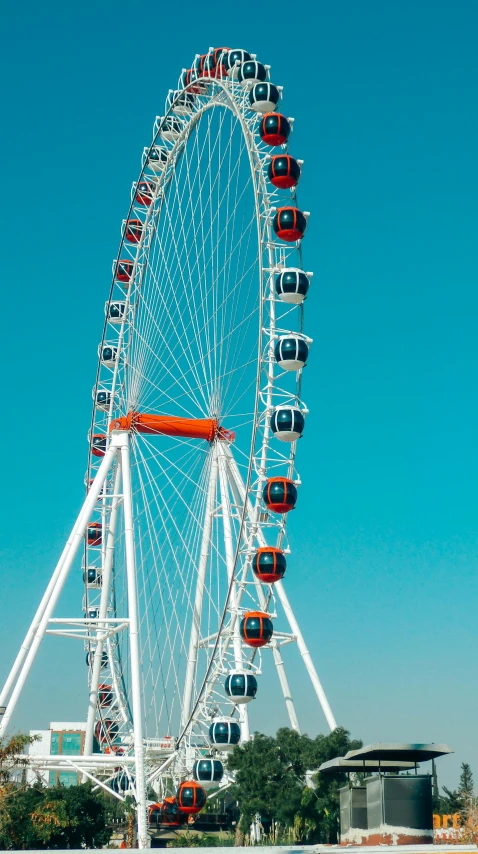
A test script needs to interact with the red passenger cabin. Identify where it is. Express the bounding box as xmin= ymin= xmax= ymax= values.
xmin=259 ymin=113 xmax=291 ymax=146
xmin=273 ymin=207 xmax=307 ymax=242
xmin=252 ymin=547 xmax=287 ymax=583
xmin=87 ymin=522 xmax=102 ymax=546
xmin=240 ymin=611 xmax=274 ymax=648
xmin=268 ymin=155 xmax=301 ymax=189
xmin=262 ymin=477 xmax=298 ymax=513
xmin=177 ymin=780 xmax=207 ymax=815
